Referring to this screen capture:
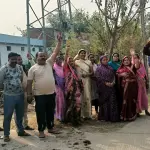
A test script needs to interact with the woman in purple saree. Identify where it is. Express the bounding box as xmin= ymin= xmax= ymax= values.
xmin=95 ymin=55 xmax=119 ymax=122
xmin=53 ymin=57 xmax=65 ymax=121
